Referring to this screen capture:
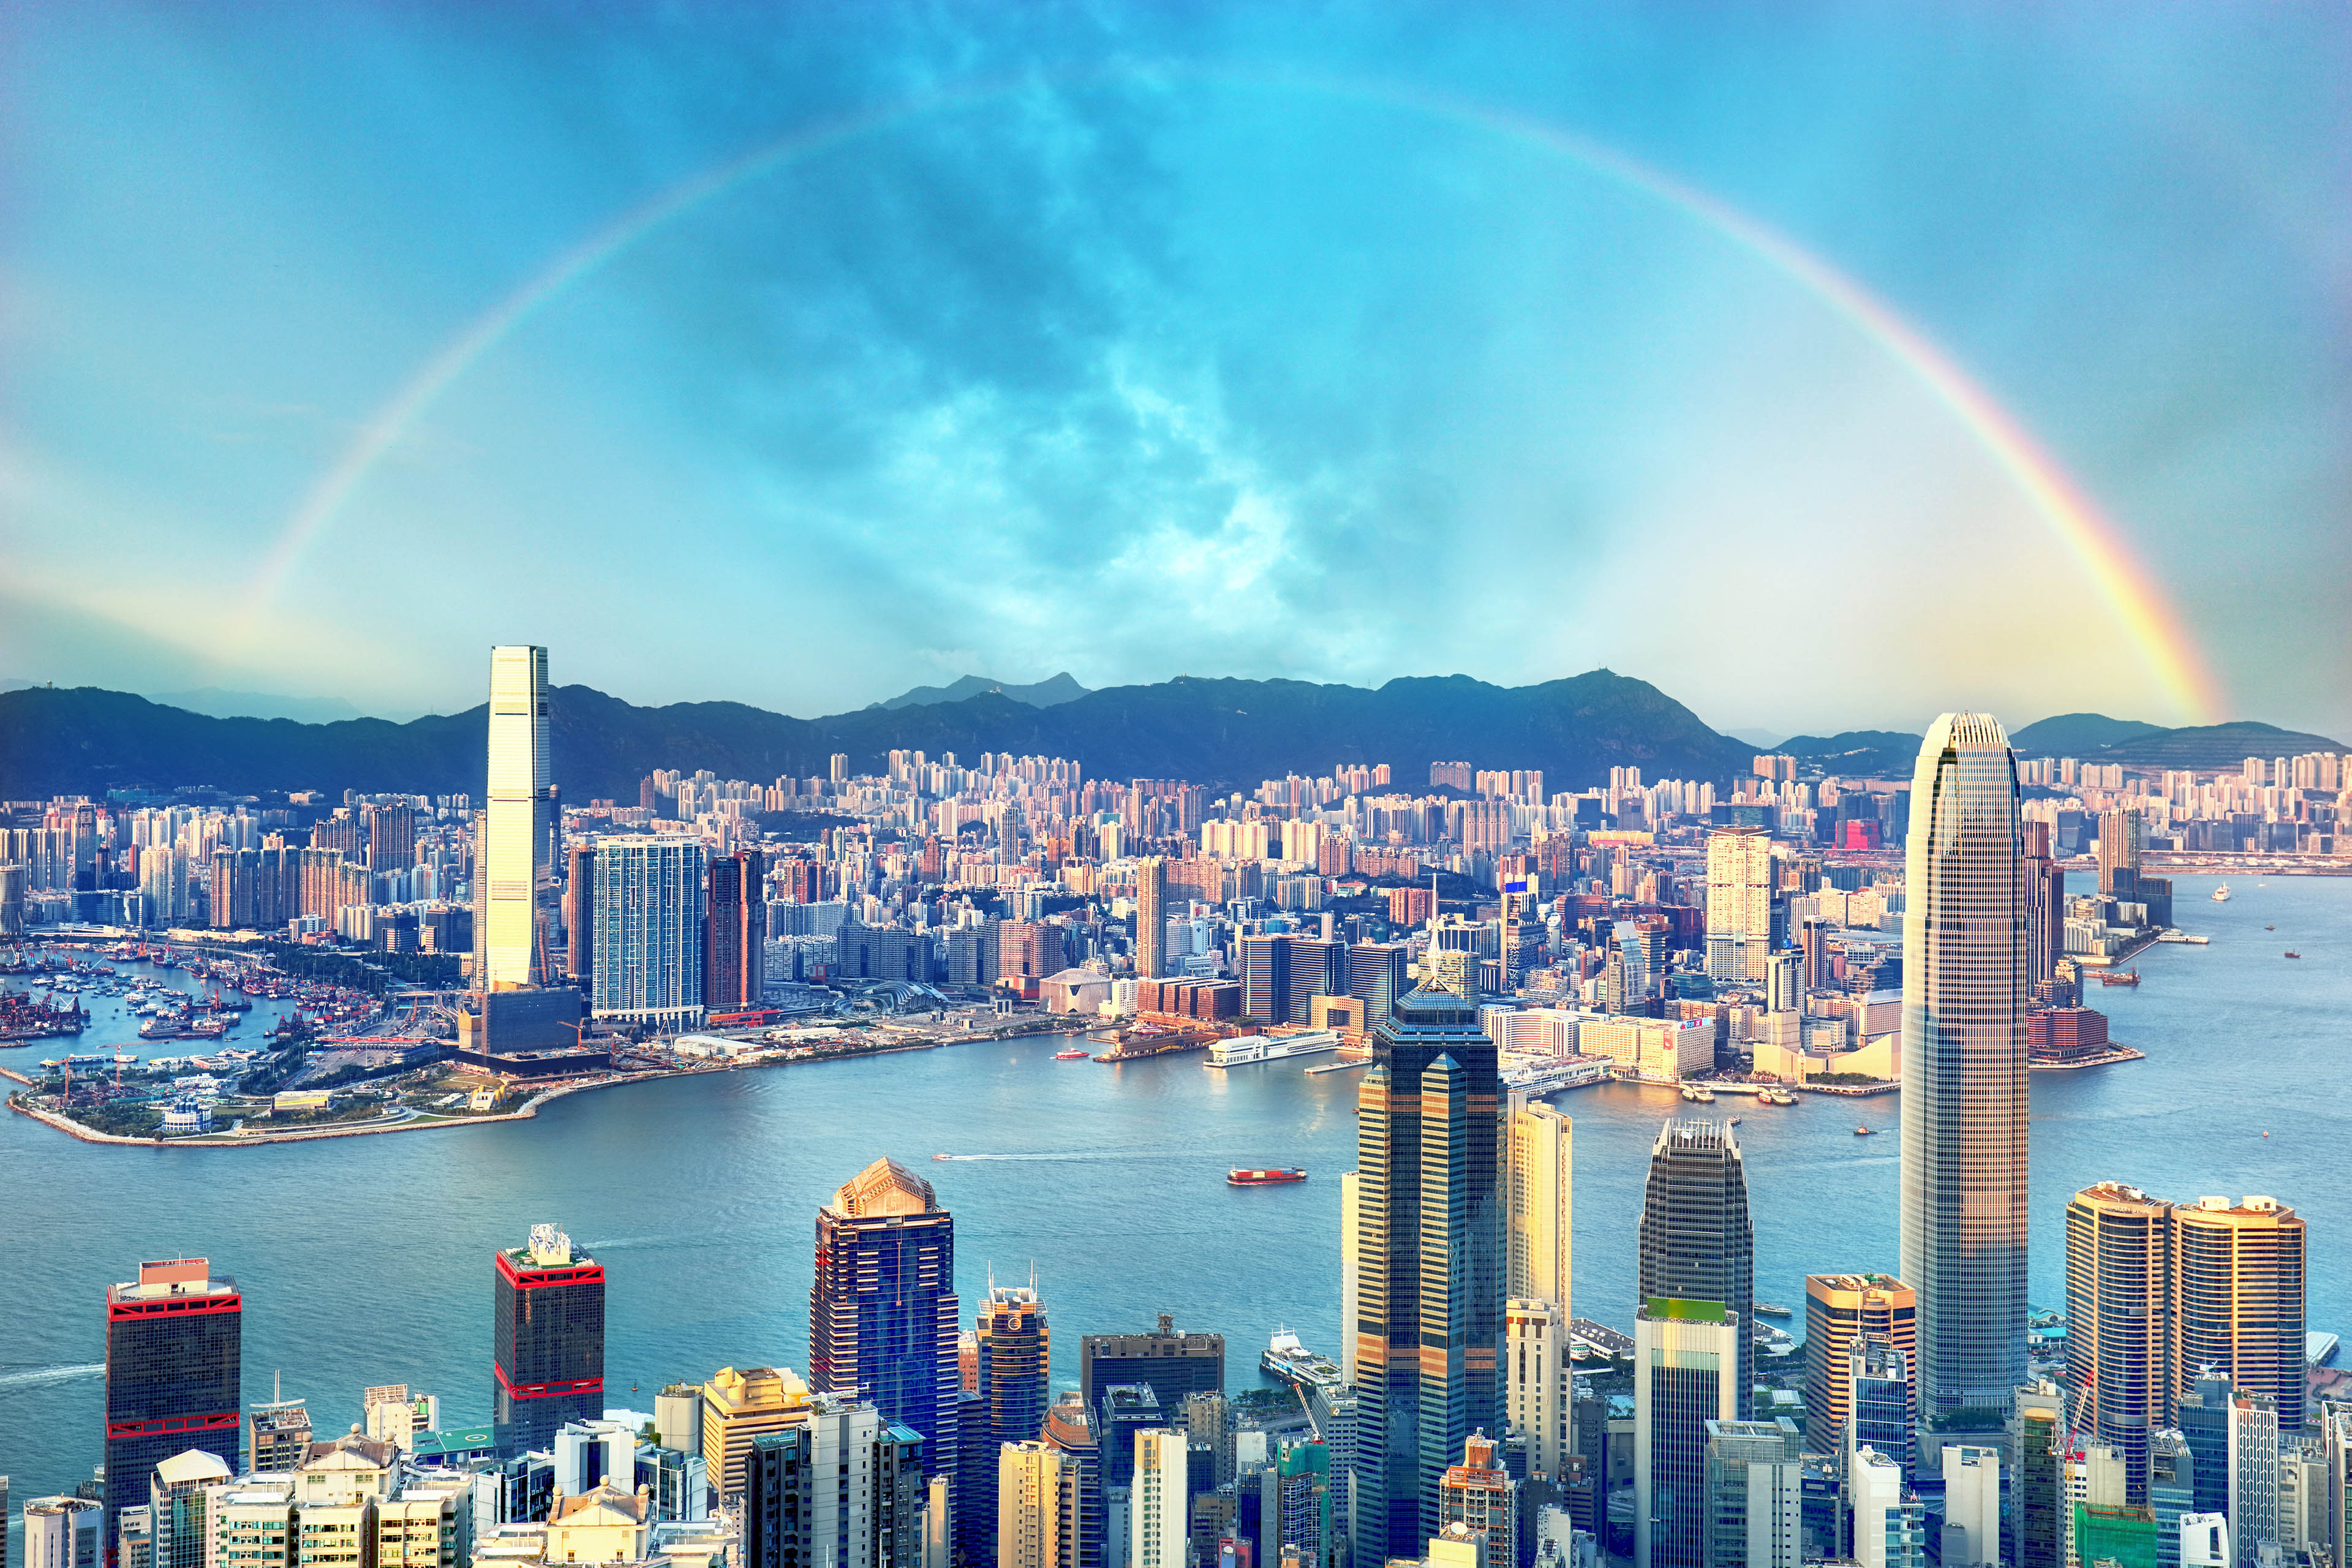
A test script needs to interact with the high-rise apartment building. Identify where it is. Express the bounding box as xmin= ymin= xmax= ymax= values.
xmin=363 ymin=804 xmax=418 ymax=872
xmin=1041 ymin=1392 xmax=1104 ymax=1568
xmin=2171 ymin=1196 xmax=2305 ymax=1433
xmin=1637 ymin=1123 xmax=1753 ymax=1403
xmin=810 ymin=1161 xmax=960 ymax=1498
xmin=1802 ymin=1275 xmax=1915 ymax=1457
xmin=479 ymin=645 xmax=556 ymax=987
xmin=1942 ymin=1446 xmax=2002 ymax=1568
xmin=1635 ymin=1299 xmax=1743 ymax=1568
xmin=1135 ymin=858 xmax=1166 ymax=981
xmin=1438 ymin=1433 xmax=1517 ymax=1562
xmin=701 ymin=1366 xmax=813 ymax=1506
xmin=562 ymin=842 xmax=596 ymax=985
xmin=1352 ymin=985 xmax=1502 ymax=1561
xmin=2097 ymin=810 xmax=2144 ymax=897
xmin=104 ymin=1259 xmax=241 ymax=1543
xmin=742 ymin=1398 xmax=927 ymax=1568
xmin=998 ymin=1441 xmax=1078 ymax=1568
xmin=492 ymin=1224 xmax=604 ymax=1456
xmin=589 ymin=838 xmax=708 ymax=1030
xmin=2067 ymin=1183 xmax=2174 ymax=1499
xmin=1703 ymin=829 xmax=1774 ymax=984
xmin=23 ymin=1498 xmax=100 ymax=1568
xmin=1899 ymin=713 xmax=2030 ymax=1420
xmin=704 ymin=848 xmax=766 ymax=1012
